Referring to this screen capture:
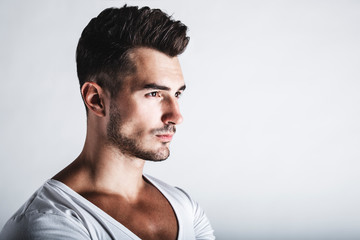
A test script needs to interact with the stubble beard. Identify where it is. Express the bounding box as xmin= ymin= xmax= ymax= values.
xmin=106 ymin=103 xmax=173 ymax=162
